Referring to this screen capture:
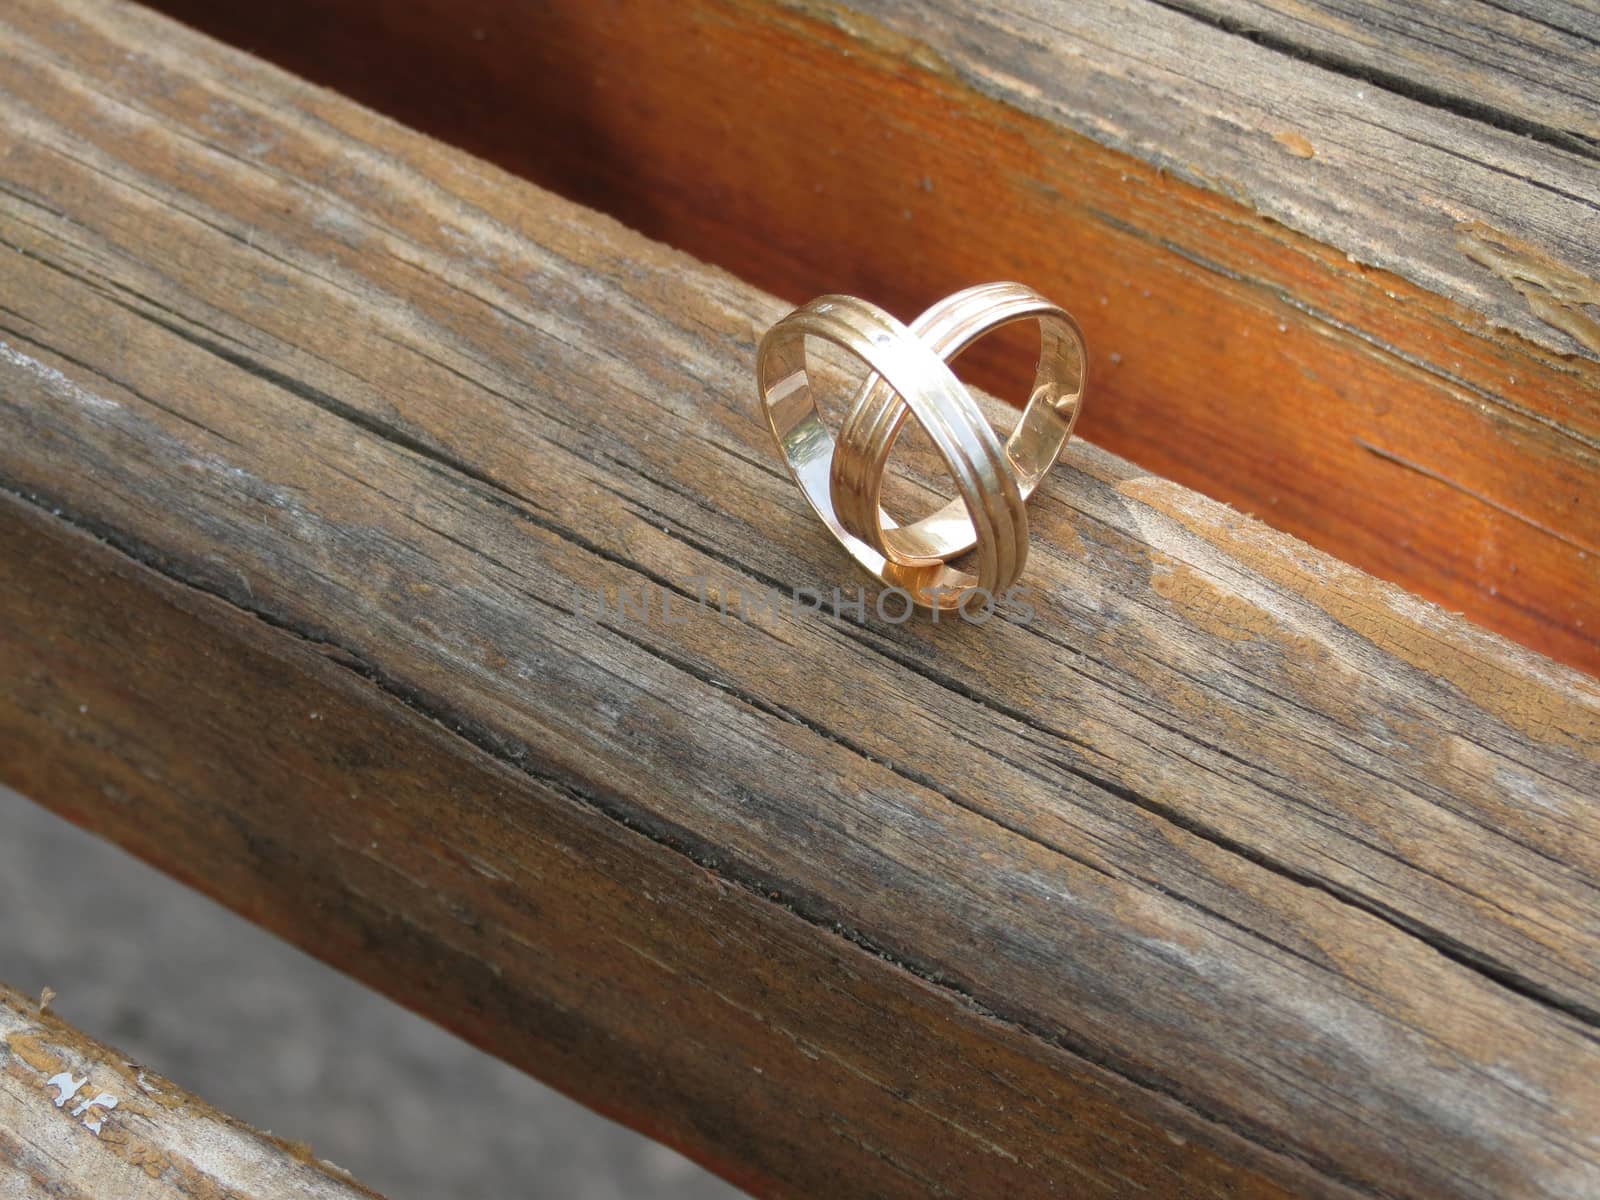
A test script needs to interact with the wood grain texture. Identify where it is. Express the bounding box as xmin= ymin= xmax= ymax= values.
xmin=0 ymin=984 xmax=381 ymax=1199
xmin=139 ymin=0 xmax=1600 ymax=677
xmin=883 ymin=0 xmax=1600 ymax=354
xmin=0 ymin=2 xmax=1598 ymax=1196
xmin=1144 ymin=0 xmax=1600 ymax=153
